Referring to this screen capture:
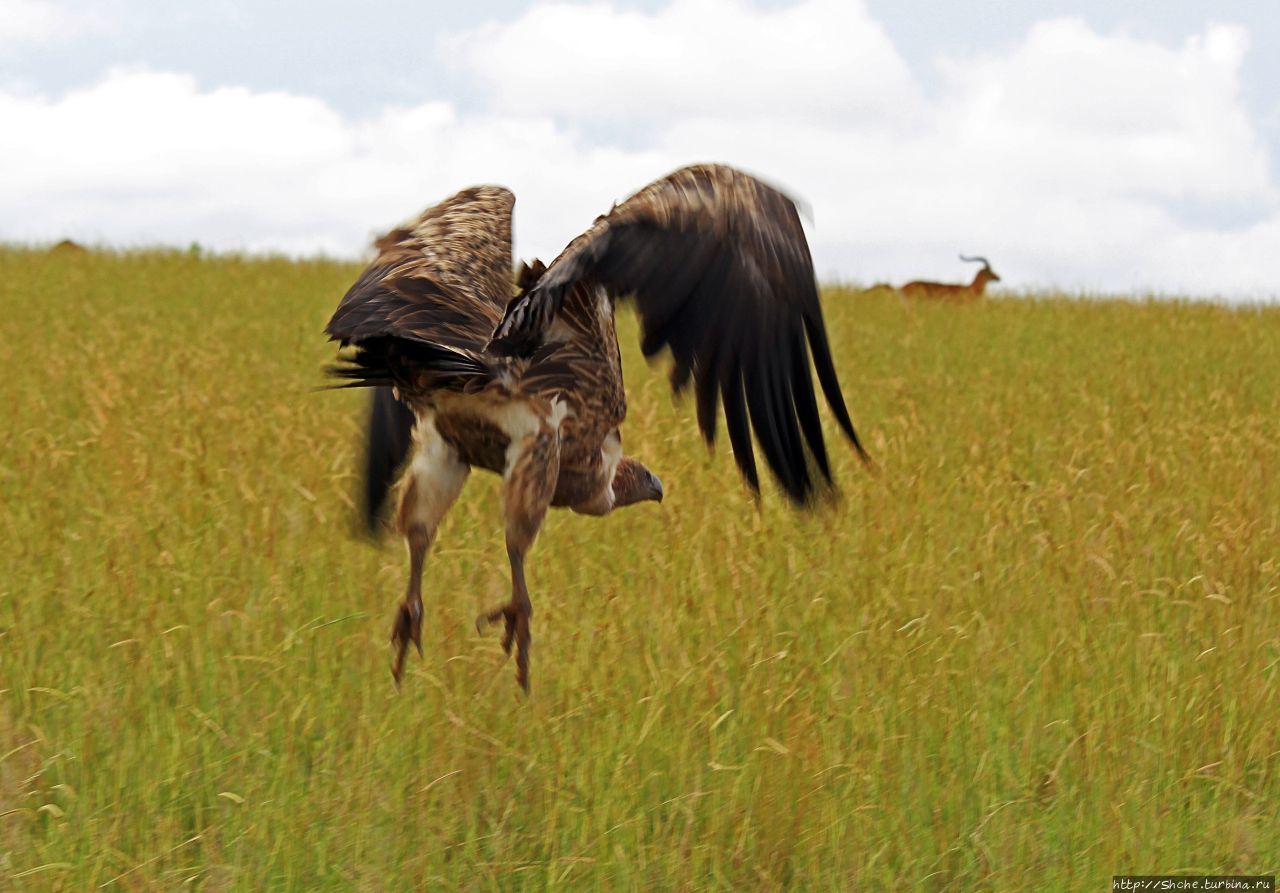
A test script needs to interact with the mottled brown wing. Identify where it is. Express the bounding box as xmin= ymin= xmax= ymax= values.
xmin=488 ymin=164 xmax=869 ymax=504
xmin=326 ymin=185 xmax=514 ymax=351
